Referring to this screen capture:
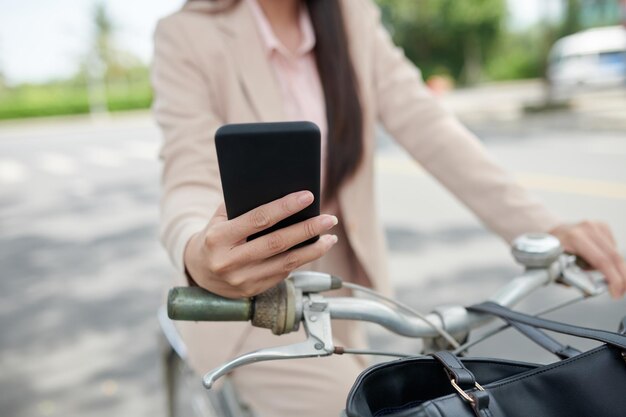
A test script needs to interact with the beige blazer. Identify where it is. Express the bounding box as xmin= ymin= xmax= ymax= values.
xmin=151 ymin=0 xmax=561 ymax=370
